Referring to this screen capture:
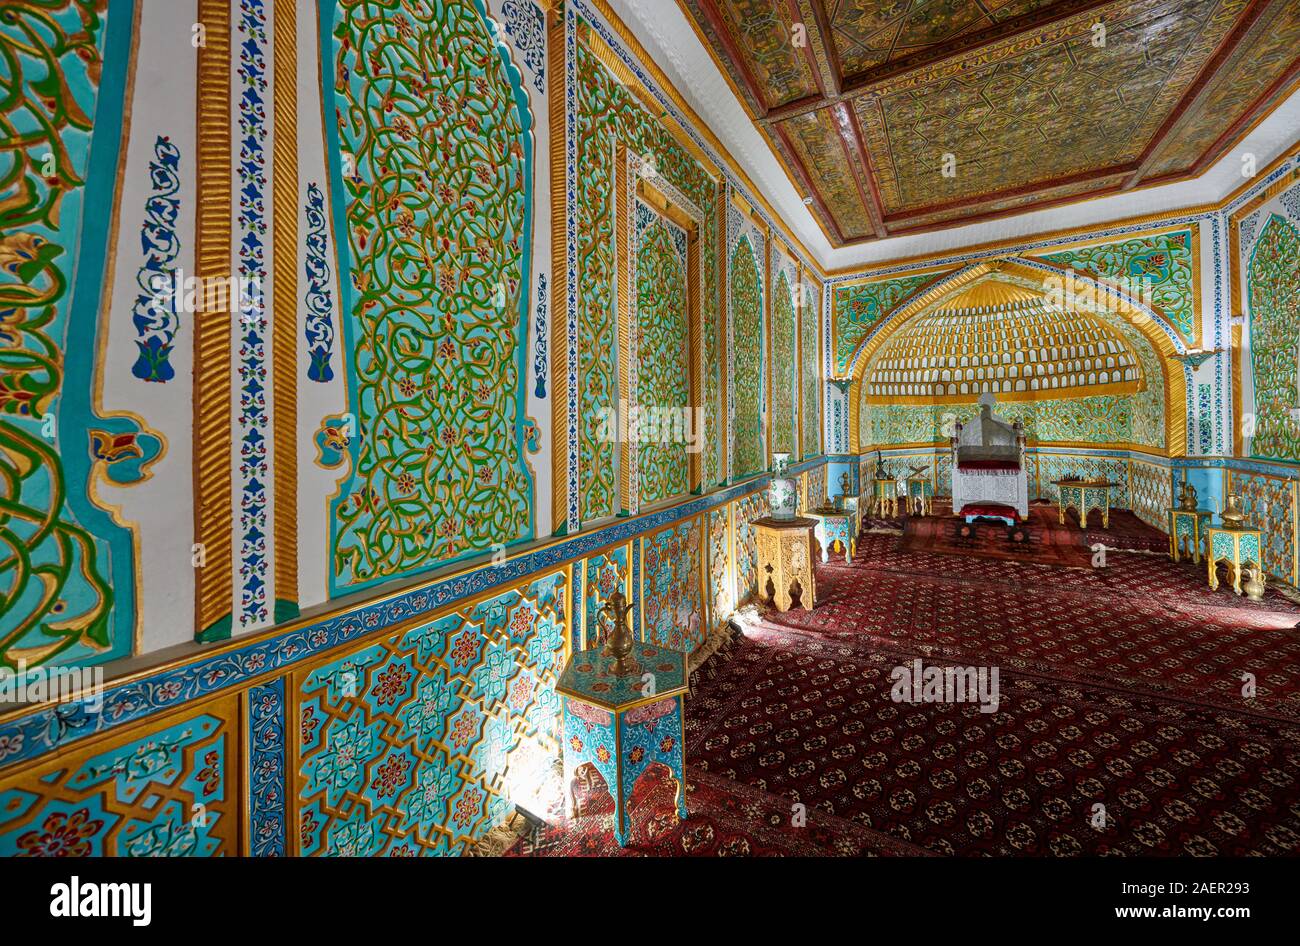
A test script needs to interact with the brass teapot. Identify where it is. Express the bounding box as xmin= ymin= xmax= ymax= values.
xmin=1177 ymin=480 xmax=1199 ymax=512
xmin=597 ymin=590 xmax=638 ymax=675
xmin=1220 ymin=492 xmax=1248 ymax=529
